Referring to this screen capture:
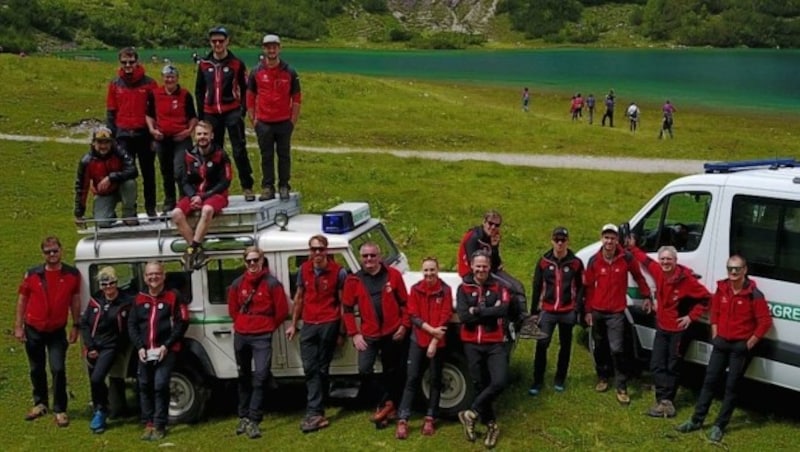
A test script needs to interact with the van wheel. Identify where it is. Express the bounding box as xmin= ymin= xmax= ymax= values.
xmin=169 ymin=364 xmax=209 ymax=424
xmin=421 ymin=352 xmax=473 ymax=419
